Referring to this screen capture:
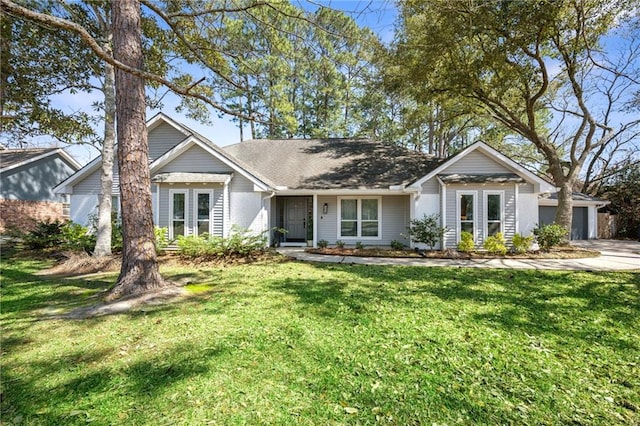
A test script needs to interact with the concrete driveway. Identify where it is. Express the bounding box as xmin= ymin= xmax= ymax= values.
xmin=278 ymin=240 xmax=640 ymax=271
